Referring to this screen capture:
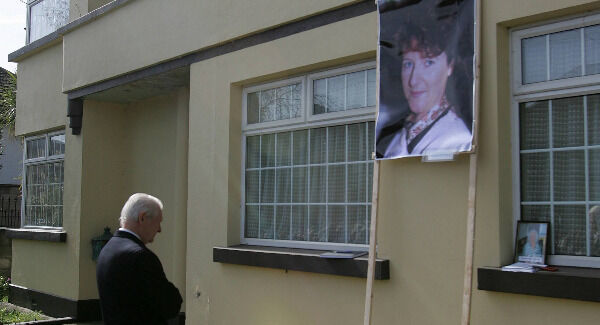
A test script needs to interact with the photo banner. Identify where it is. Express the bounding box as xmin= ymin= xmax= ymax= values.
xmin=375 ymin=0 xmax=475 ymax=159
